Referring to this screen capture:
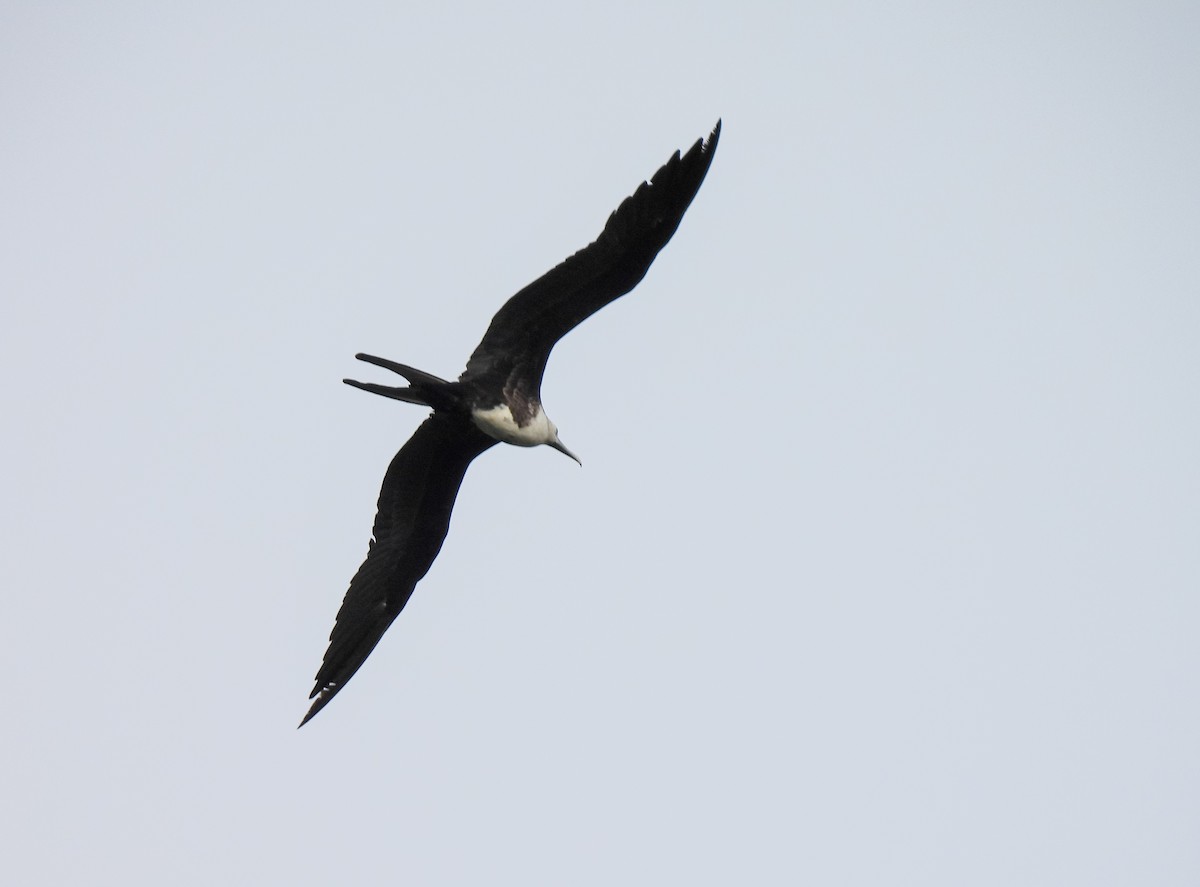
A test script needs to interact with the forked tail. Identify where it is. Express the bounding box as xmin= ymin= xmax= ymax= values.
xmin=343 ymin=353 xmax=458 ymax=409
